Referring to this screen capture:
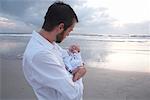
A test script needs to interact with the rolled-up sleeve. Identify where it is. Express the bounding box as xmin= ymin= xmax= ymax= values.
xmin=31 ymin=51 xmax=83 ymax=100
